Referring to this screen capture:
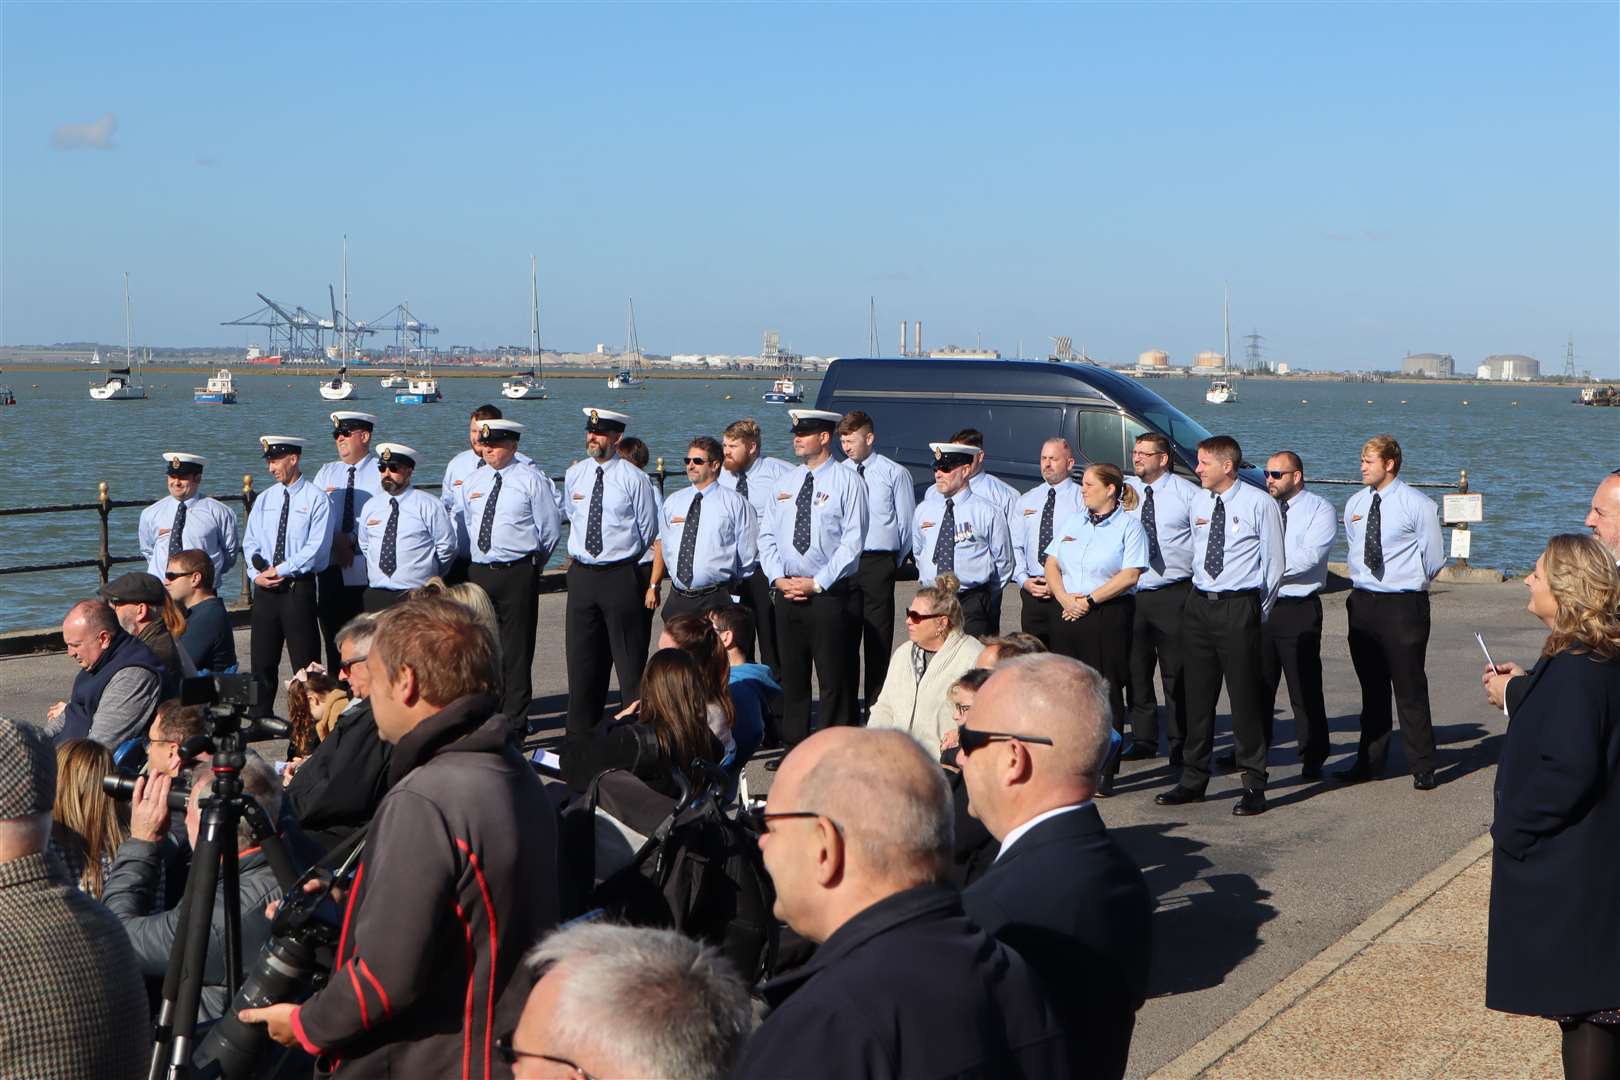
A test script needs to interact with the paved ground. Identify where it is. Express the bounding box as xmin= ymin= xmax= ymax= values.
xmin=1 ymin=574 xmax=1541 ymax=1077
